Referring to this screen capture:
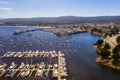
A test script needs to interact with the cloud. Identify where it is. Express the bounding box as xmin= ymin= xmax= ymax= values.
xmin=0 ymin=1 xmax=12 ymax=4
xmin=0 ymin=8 xmax=12 ymax=11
